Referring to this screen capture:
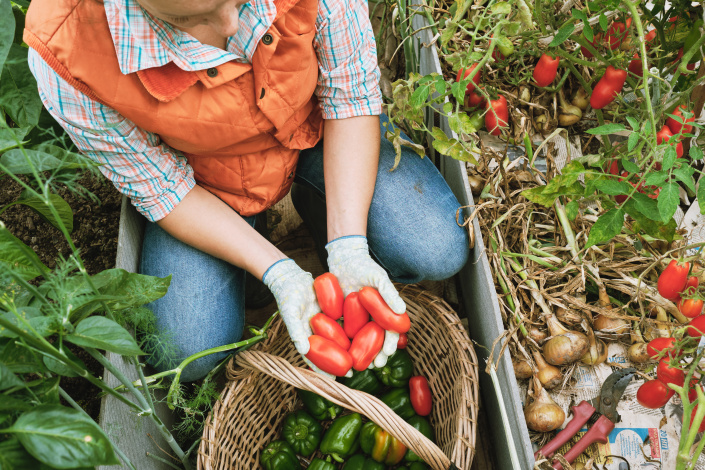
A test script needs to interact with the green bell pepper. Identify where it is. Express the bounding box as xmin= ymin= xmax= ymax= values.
xmin=359 ymin=422 xmax=391 ymax=462
xmin=282 ymin=410 xmax=322 ymax=457
xmin=298 ymin=389 xmax=343 ymax=420
xmin=380 ymin=388 xmax=416 ymax=419
xmin=341 ymin=454 xmax=386 ymax=470
xmin=308 ymin=457 xmax=337 ymax=470
xmin=398 ymin=463 xmax=430 ymax=470
xmin=405 ymin=415 xmax=434 ymax=462
xmin=260 ymin=440 xmax=302 ymax=470
xmin=374 ymin=350 xmax=414 ymax=387
xmin=320 ymin=413 xmax=363 ymax=462
xmin=340 ymin=369 xmax=383 ymax=395
xmin=360 ymin=421 xmax=407 ymax=465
